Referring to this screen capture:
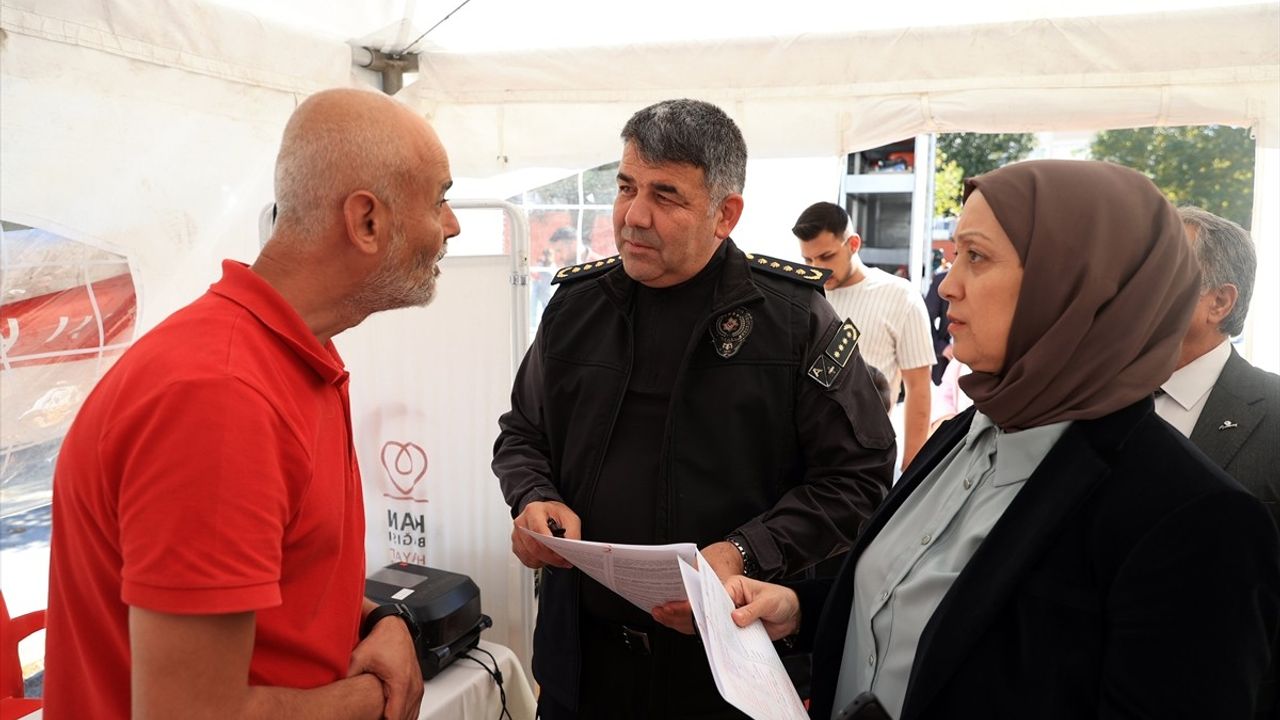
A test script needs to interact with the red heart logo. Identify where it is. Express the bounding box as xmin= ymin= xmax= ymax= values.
xmin=380 ymin=441 xmax=428 ymax=497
